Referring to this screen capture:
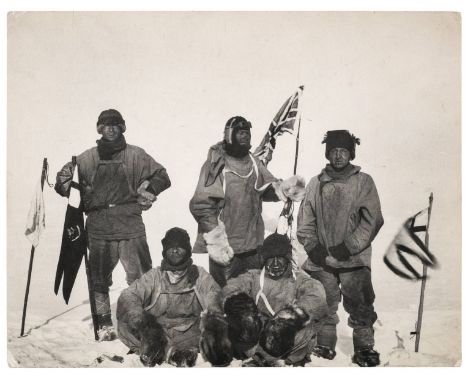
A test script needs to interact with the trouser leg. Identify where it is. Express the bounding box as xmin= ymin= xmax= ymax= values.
xmin=307 ymin=268 xmax=341 ymax=350
xmin=284 ymin=323 xmax=317 ymax=364
xmin=118 ymin=236 xmax=153 ymax=285
xmin=88 ymin=237 xmax=120 ymax=327
xmin=230 ymin=251 xmax=262 ymax=278
xmin=340 ymin=267 xmax=377 ymax=350
xmin=170 ymin=320 xmax=202 ymax=351
xmin=209 ymin=258 xmax=231 ymax=288
xmin=209 ymin=250 xmax=261 ymax=288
